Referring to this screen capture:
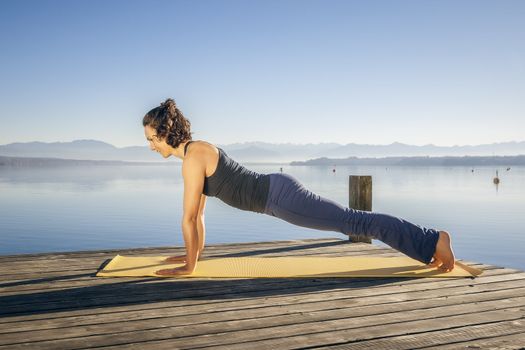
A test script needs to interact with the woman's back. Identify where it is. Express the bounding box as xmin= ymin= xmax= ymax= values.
xmin=185 ymin=140 xmax=270 ymax=213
